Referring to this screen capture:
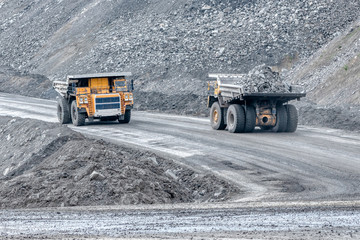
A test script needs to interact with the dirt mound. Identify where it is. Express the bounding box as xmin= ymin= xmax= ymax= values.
xmin=0 ymin=66 xmax=56 ymax=99
xmin=134 ymin=91 xmax=208 ymax=116
xmin=297 ymin=103 xmax=360 ymax=132
xmin=0 ymin=117 xmax=238 ymax=209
